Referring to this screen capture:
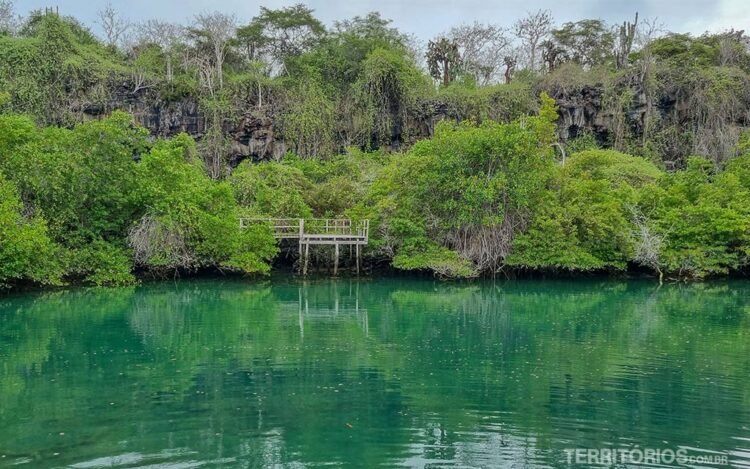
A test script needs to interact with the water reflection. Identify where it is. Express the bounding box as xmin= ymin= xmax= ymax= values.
xmin=279 ymin=281 xmax=369 ymax=339
xmin=0 ymin=279 xmax=749 ymax=467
